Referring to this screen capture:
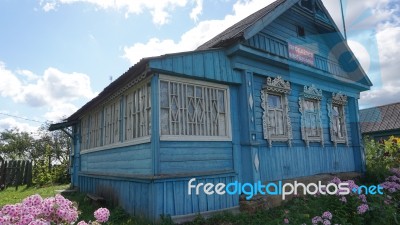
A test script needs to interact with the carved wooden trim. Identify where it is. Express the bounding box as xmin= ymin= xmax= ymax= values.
xmin=327 ymin=92 xmax=349 ymax=147
xmin=299 ymin=85 xmax=324 ymax=148
xmin=261 ymin=76 xmax=292 ymax=147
